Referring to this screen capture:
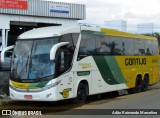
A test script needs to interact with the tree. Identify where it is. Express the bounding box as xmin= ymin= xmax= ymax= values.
xmin=143 ymin=32 xmax=160 ymax=46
